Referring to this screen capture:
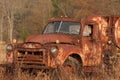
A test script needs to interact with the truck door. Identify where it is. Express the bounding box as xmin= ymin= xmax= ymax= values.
xmin=82 ymin=23 xmax=102 ymax=66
